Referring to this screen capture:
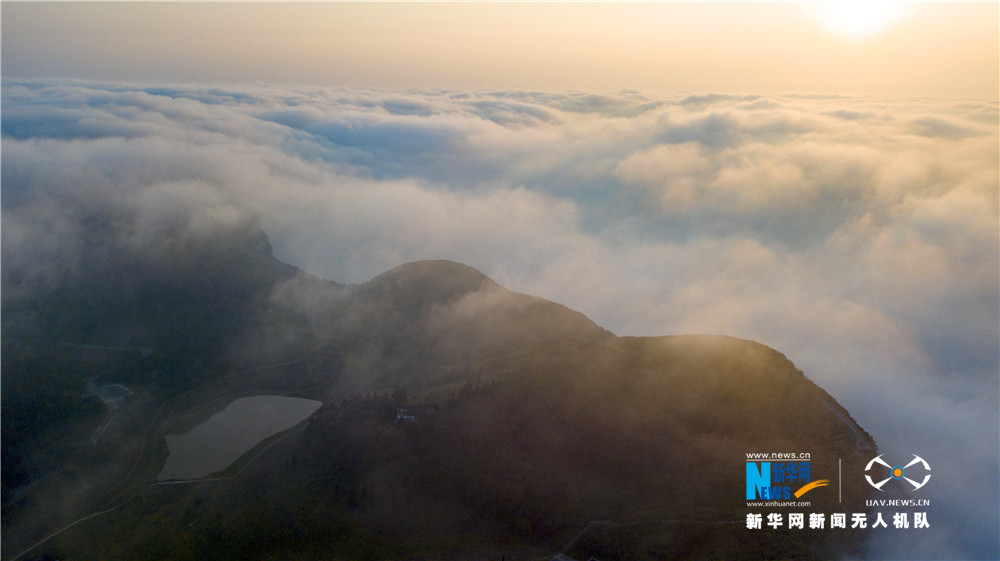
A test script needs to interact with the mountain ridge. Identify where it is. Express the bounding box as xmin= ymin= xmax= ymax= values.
xmin=2 ymin=227 xmax=877 ymax=561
